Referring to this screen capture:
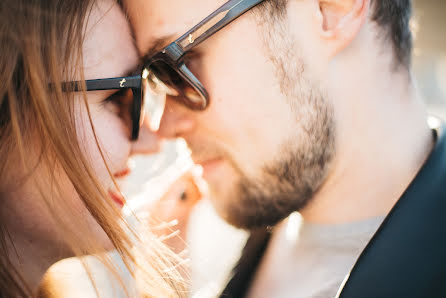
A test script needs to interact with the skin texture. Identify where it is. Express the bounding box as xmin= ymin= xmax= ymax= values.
xmin=3 ymin=0 xmax=161 ymax=290
xmin=125 ymin=0 xmax=433 ymax=230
